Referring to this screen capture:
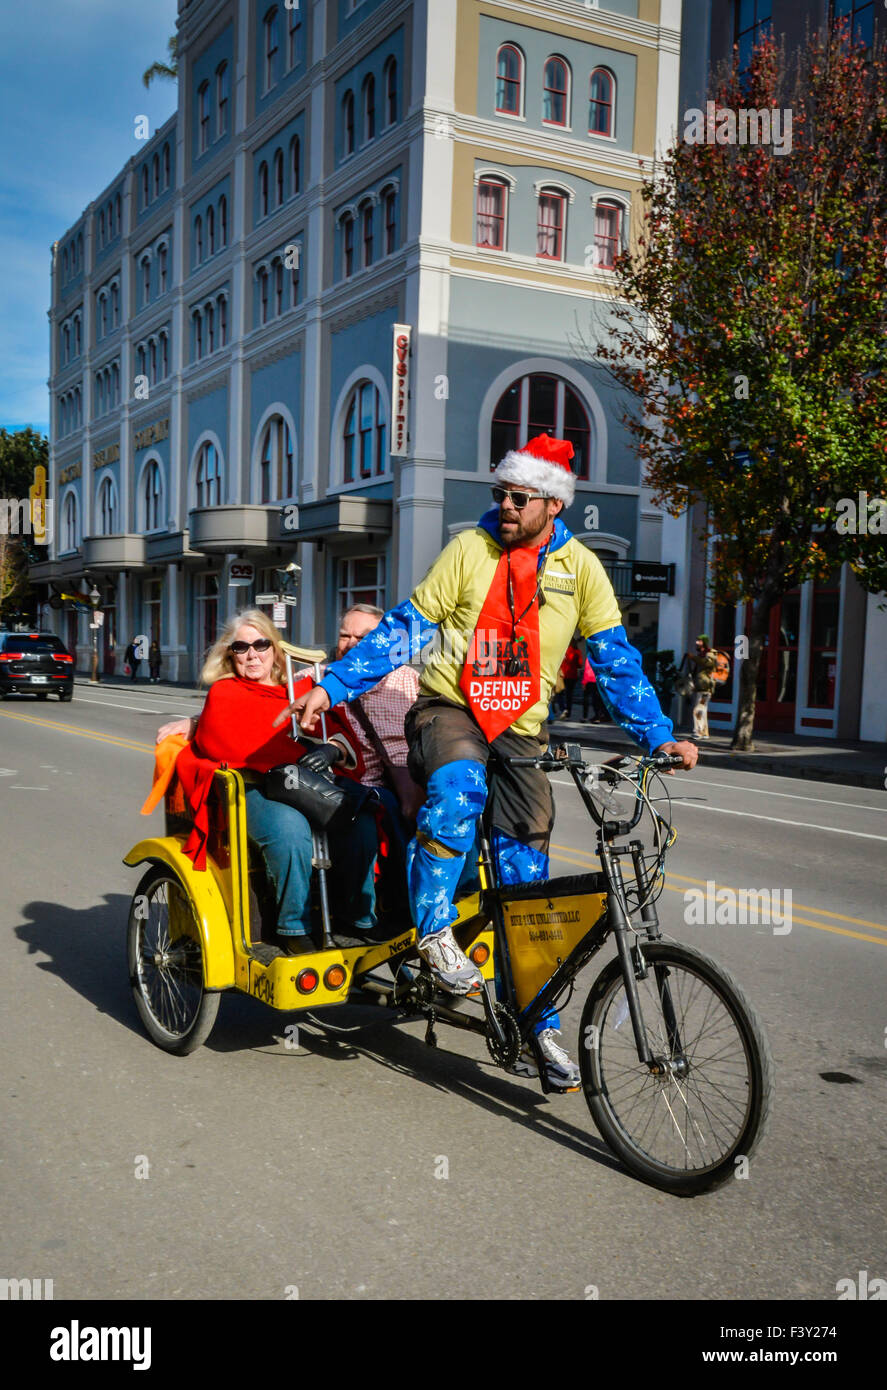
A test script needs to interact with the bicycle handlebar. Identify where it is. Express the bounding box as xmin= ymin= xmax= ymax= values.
xmin=504 ymin=750 xmax=685 ymax=773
